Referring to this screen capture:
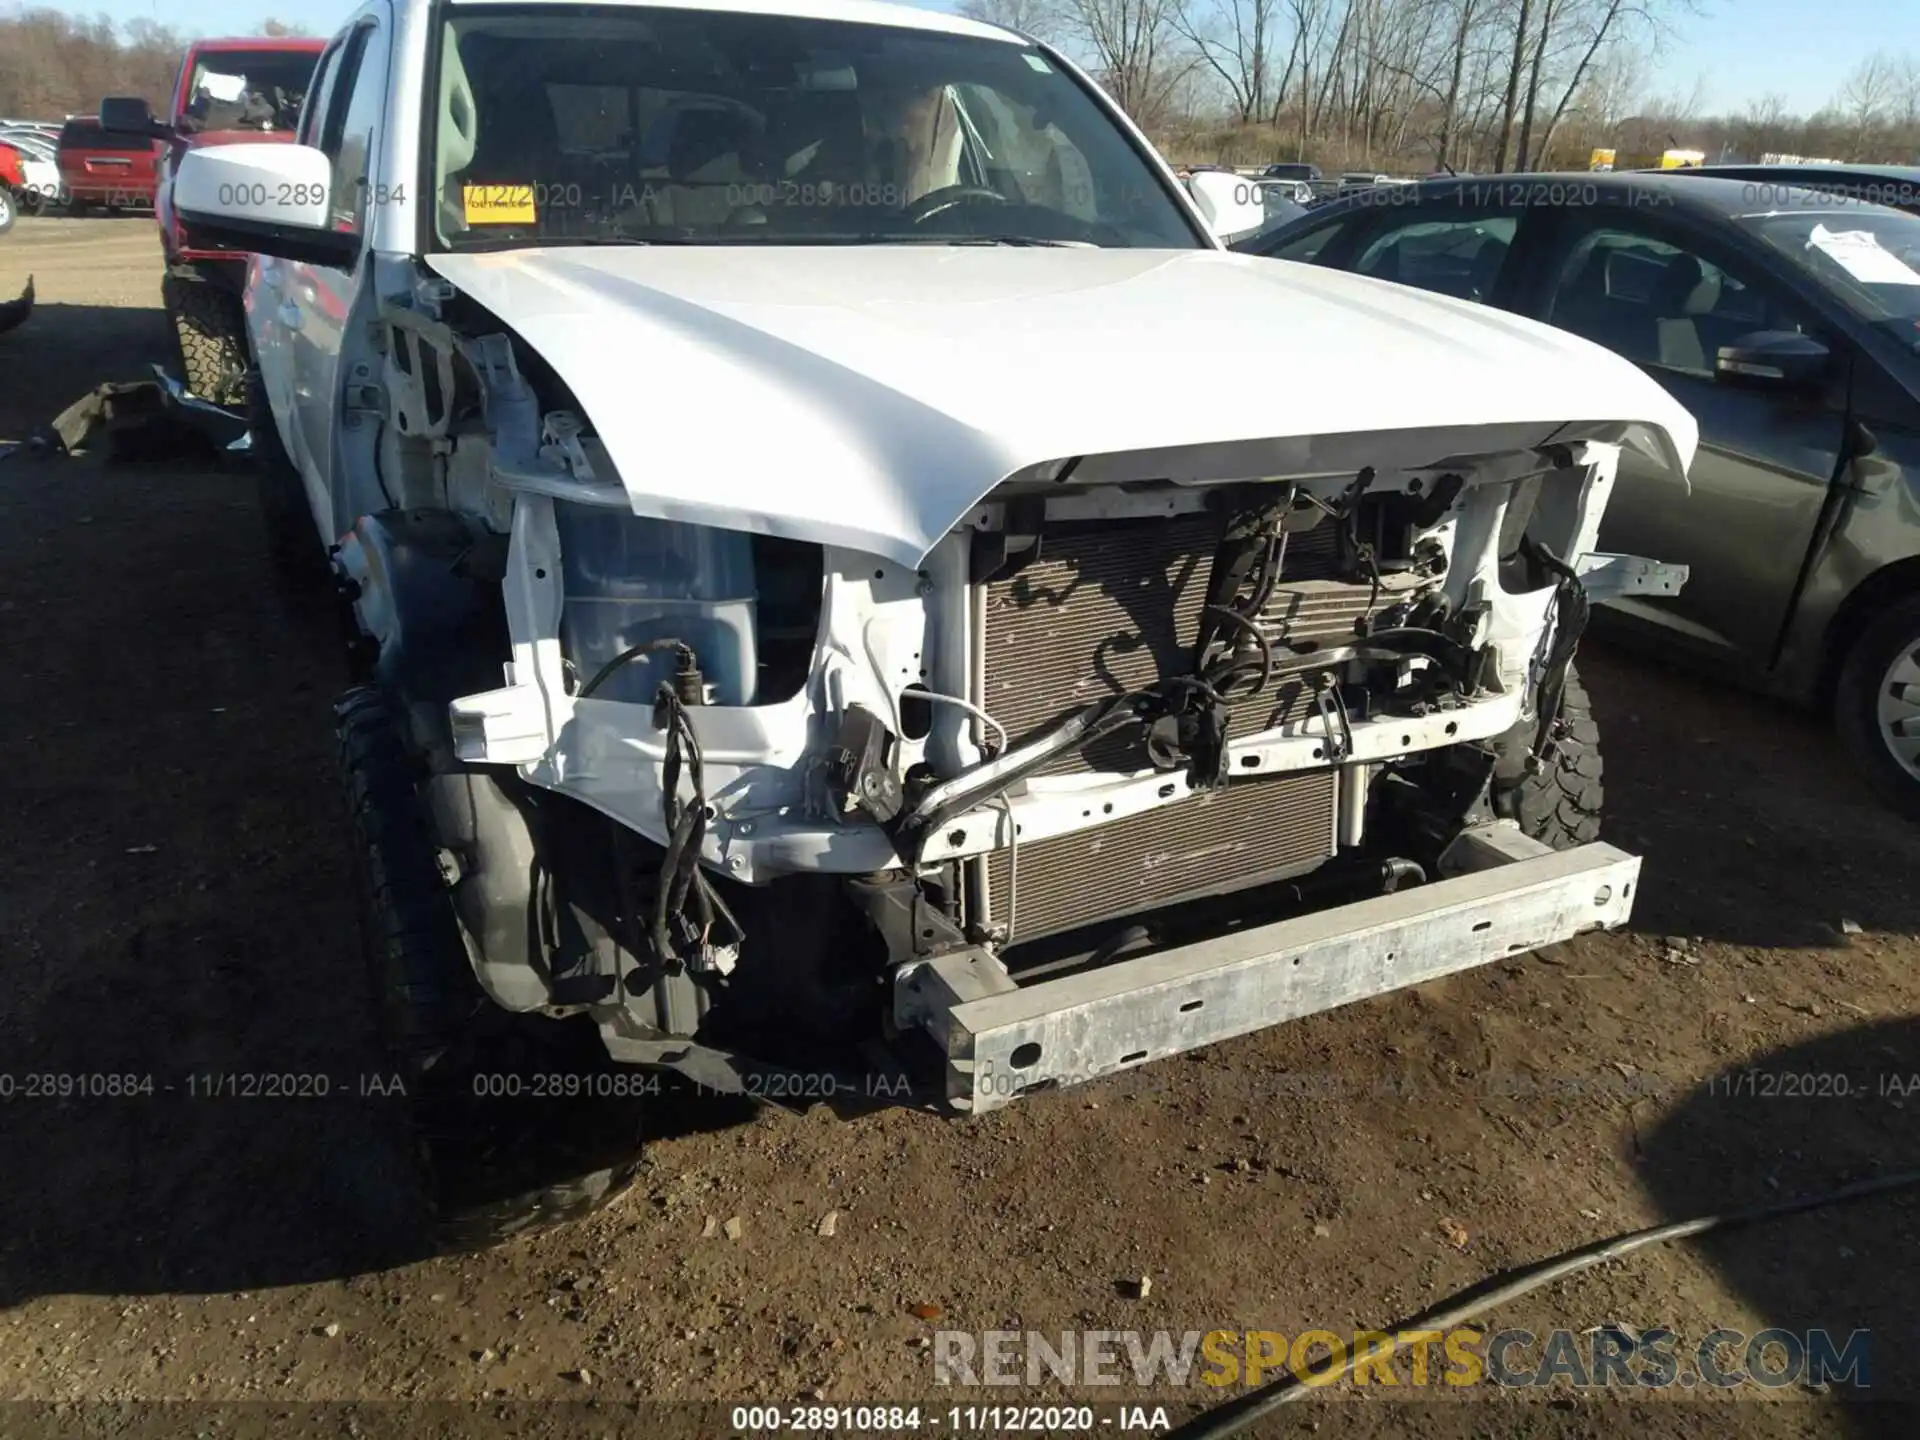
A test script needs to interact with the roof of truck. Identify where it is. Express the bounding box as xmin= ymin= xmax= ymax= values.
xmin=185 ymin=35 xmax=329 ymax=52
xmin=445 ymin=0 xmax=1024 ymax=43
